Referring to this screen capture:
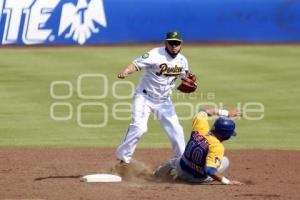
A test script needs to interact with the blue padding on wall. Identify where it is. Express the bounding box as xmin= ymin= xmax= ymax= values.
xmin=0 ymin=0 xmax=299 ymax=45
